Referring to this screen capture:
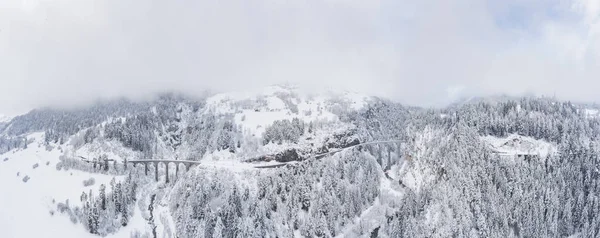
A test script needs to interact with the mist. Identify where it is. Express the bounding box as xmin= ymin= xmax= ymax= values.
xmin=1 ymin=0 xmax=599 ymax=115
